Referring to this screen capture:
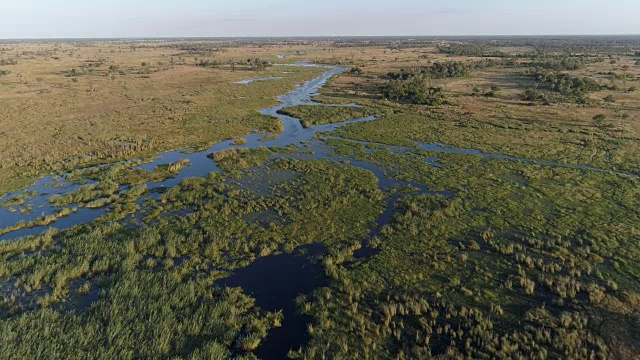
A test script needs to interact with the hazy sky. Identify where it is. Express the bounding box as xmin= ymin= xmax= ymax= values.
xmin=1 ymin=0 xmax=639 ymax=38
